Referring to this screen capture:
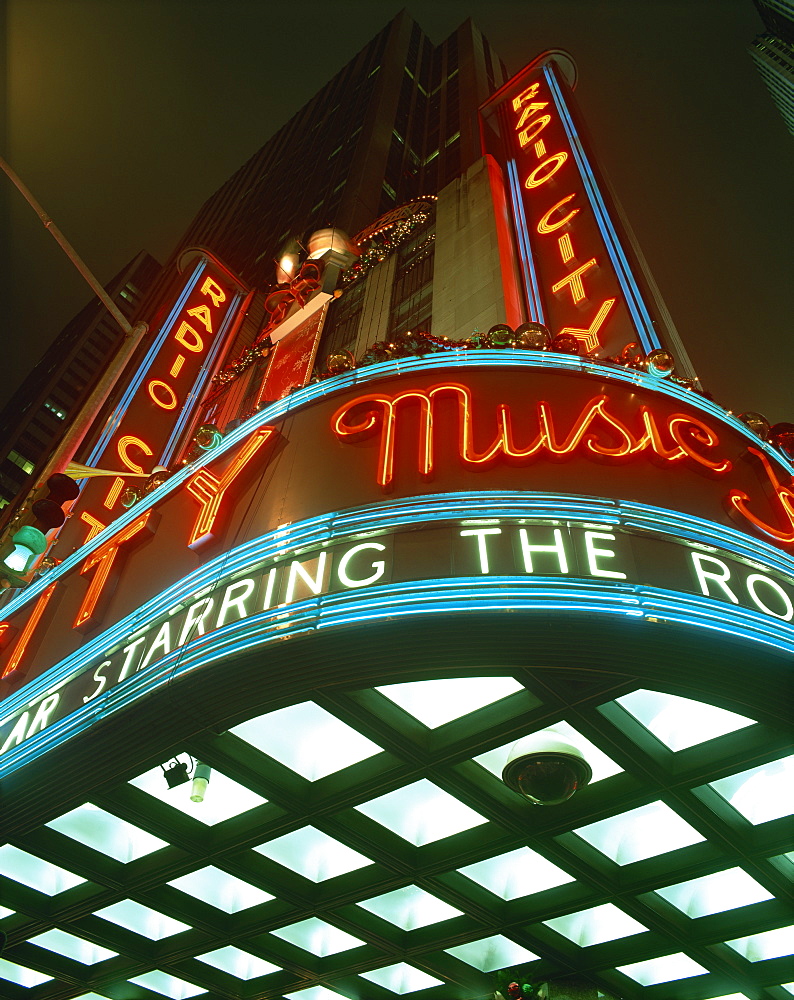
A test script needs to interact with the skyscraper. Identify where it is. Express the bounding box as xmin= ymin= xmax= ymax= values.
xmin=750 ymin=0 xmax=794 ymax=135
xmin=0 ymin=13 xmax=791 ymax=1000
